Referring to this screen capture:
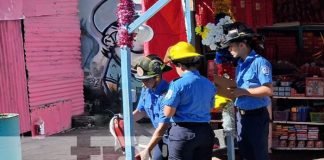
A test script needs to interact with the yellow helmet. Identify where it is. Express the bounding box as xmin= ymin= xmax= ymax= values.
xmin=168 ymin=41 xmax=202 ymax=62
